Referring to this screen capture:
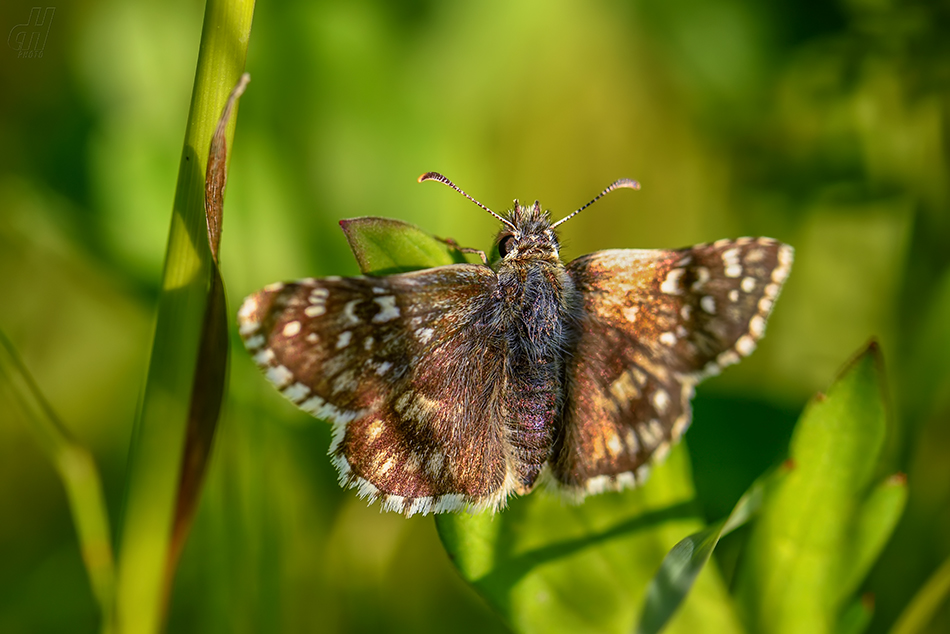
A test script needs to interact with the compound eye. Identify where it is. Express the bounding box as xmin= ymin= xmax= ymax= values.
xmin=498 ymin=234 xmax=516 ymax=257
